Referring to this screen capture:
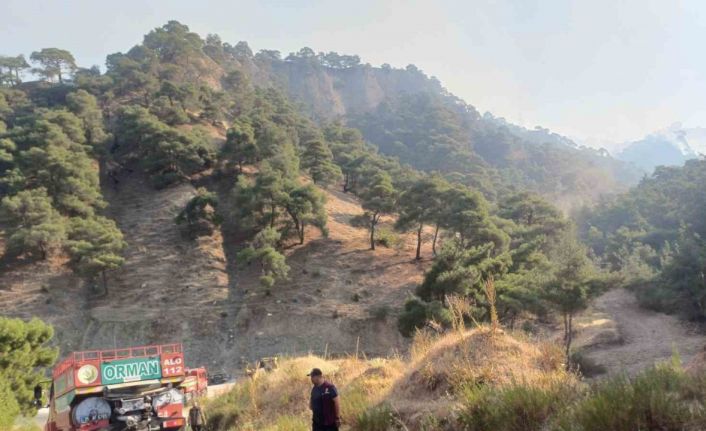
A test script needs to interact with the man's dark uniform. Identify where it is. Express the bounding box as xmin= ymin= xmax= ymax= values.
xmin=310 ymin=380 xmax=339 ymax=431
xmin=189 ymin=405 xmax=206 ymax=431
